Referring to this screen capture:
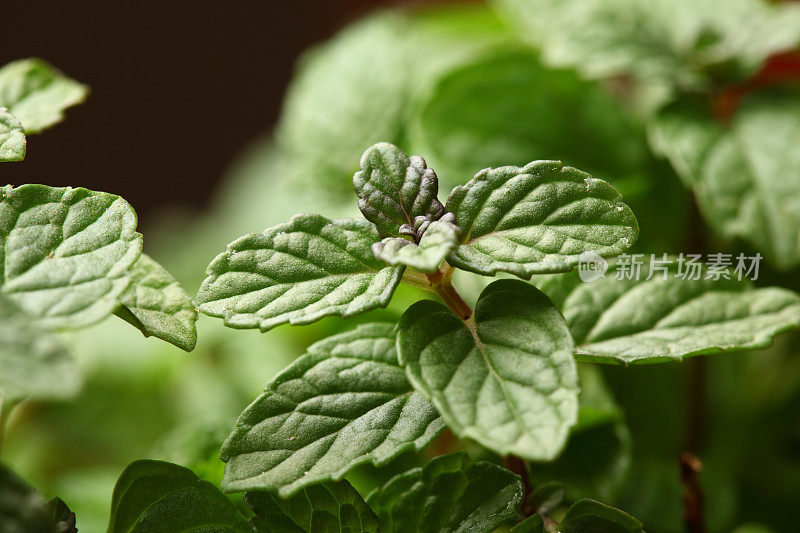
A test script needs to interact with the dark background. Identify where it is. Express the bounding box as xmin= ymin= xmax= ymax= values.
xmin=0 ymin=1 xmax=399 ymax=223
